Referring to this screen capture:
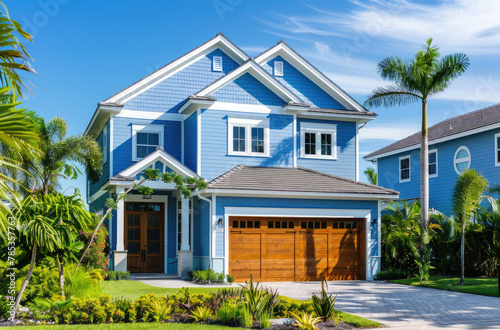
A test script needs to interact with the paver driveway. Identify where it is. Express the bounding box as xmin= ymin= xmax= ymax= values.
xmin=139 ymin=277 xmax=500 ymax=328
